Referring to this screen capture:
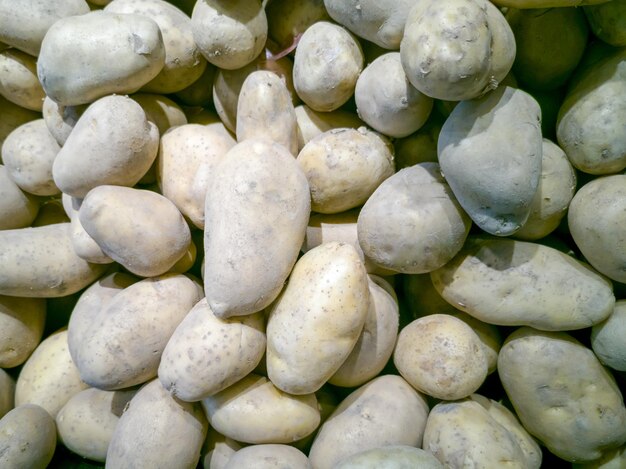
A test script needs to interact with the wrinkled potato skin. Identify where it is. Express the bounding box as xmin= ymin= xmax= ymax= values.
xmin=0 ymin=165 xmax=39 ymax=230
xmin=224 ymin=445 xmax=311 ymax=469
xmin=0 ymin=296 xmax=46 ymax=368
xmin=0 ymin=49 xmax=45 ymax=111
xmin=592 ymin=301 xmax=626 ymax=372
